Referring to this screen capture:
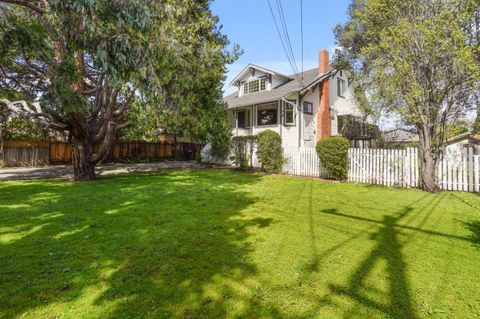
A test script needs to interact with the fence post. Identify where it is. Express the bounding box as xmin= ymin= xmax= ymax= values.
xmin=475 ymin=155 xmax=479 ymax=193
